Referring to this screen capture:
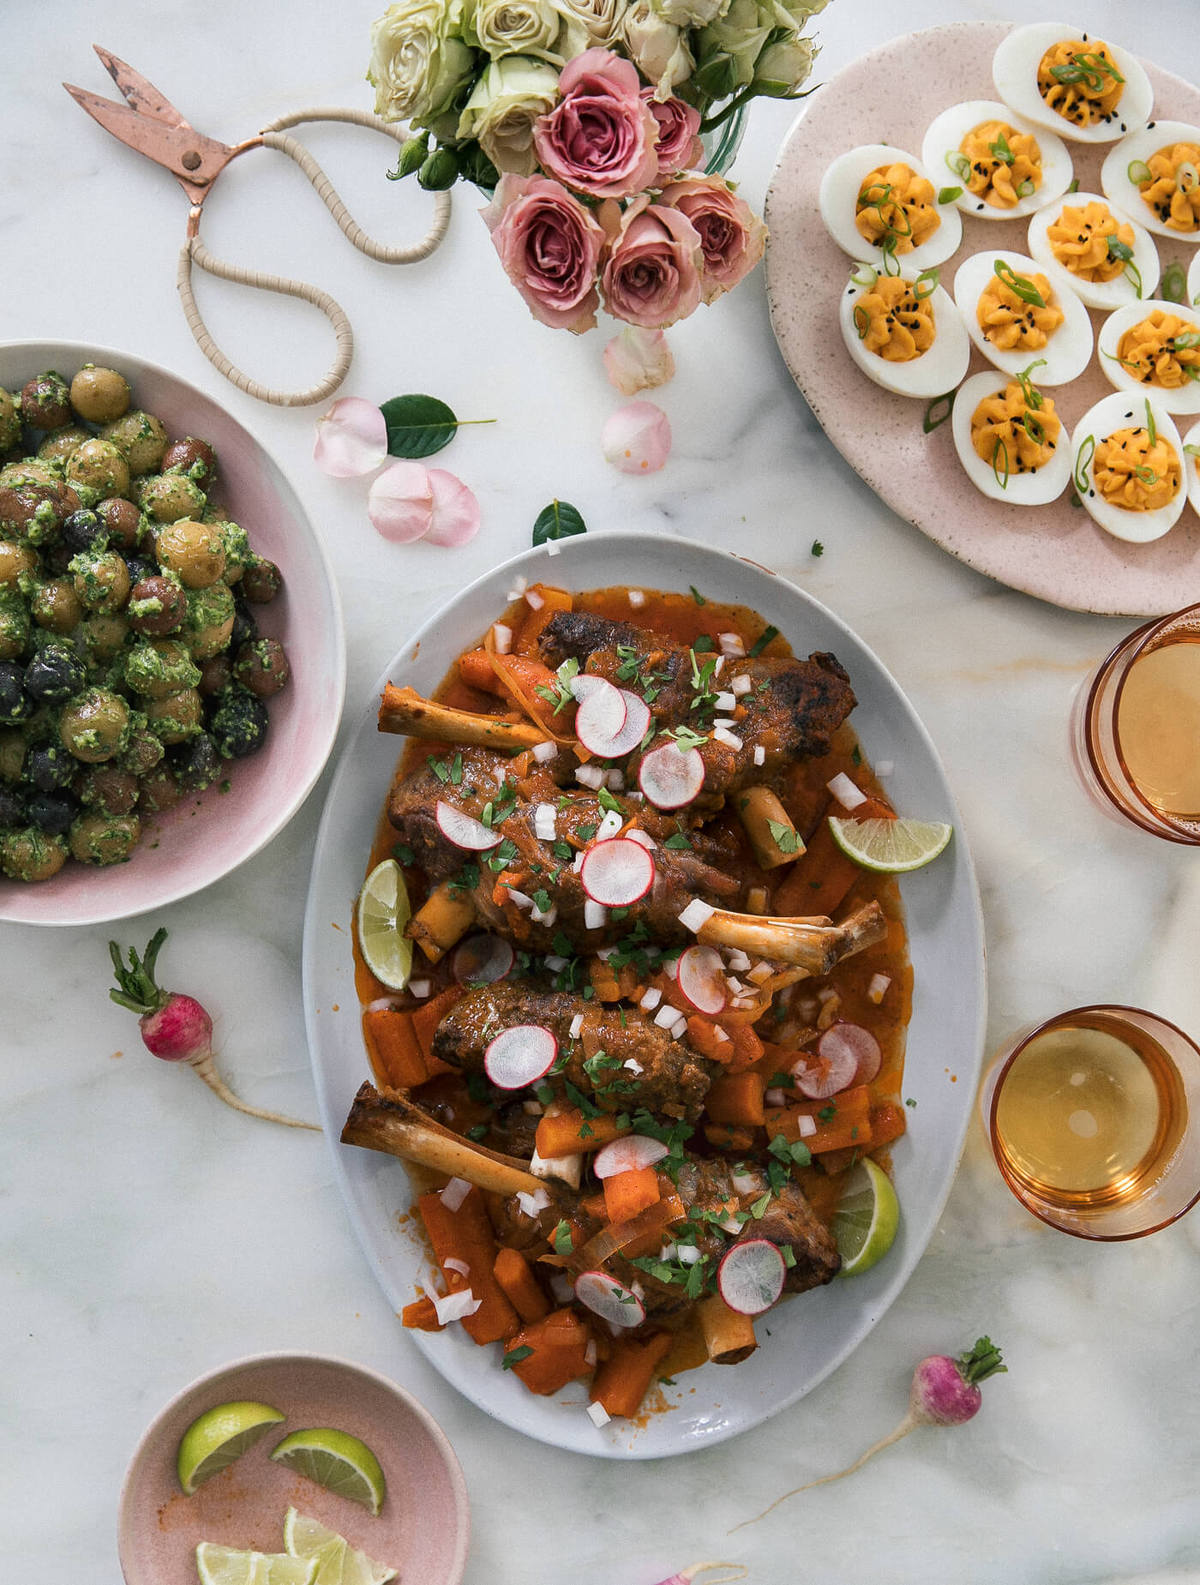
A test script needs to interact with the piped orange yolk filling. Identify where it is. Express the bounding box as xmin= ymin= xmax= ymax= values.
xmin=970 ymin=383 xmax=1061 ymax=476
xmin=1047 ymin=201 xmax=1134 ymax=282
xmin=1093 ymin=427 xmax=1181 ymax=511
xmin=1134 ymin=143 xmax=1200 ymax=234
xmin=854 ymin=276 xmax=935 ymax=362
xmin=1037 ymin=39 xmax=1124 ymax=128
xmin=976 ymin=270 xmax=1063 ymax=351
xmin=1115 ymin=310 xmax=1200 ymax=390
xmin=854 ymin=162 xmax=940 ymax=255
xmin=959 ymin=120 xmax=1042 ymax=209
